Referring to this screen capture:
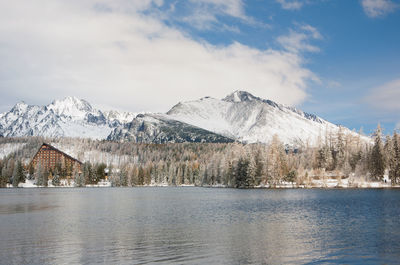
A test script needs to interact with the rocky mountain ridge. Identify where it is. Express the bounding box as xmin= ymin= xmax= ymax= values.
xmin=0 ymin=92 xmax=367 ymax=145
